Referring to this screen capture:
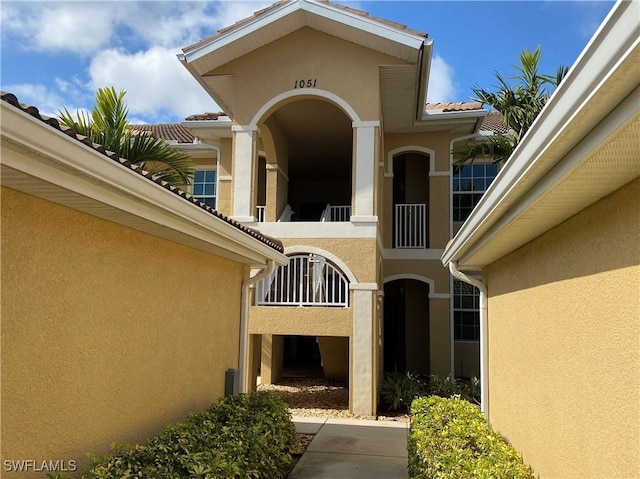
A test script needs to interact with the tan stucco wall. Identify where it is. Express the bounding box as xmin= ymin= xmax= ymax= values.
xmin=217 ymin=138 xmax=233 ymax=216
xmin=249 ymin=305 xmax=351 ymax=337
xmin=383 ymin=259 xmax=450 ymax=294
xmin=282 ymin=238 xmax=377 ymax=283
xmin=485 ymin=178 xmax=640 ymax=478
xmin=212 ymin=28 xmax=404 ymax=125
xmin=454 ymin=342 xmax=479 ymax=378
xmin=317 ymin=336 xmax=349 ymax=380
xmin=1 ymin=187 xmax=244 ymax=477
